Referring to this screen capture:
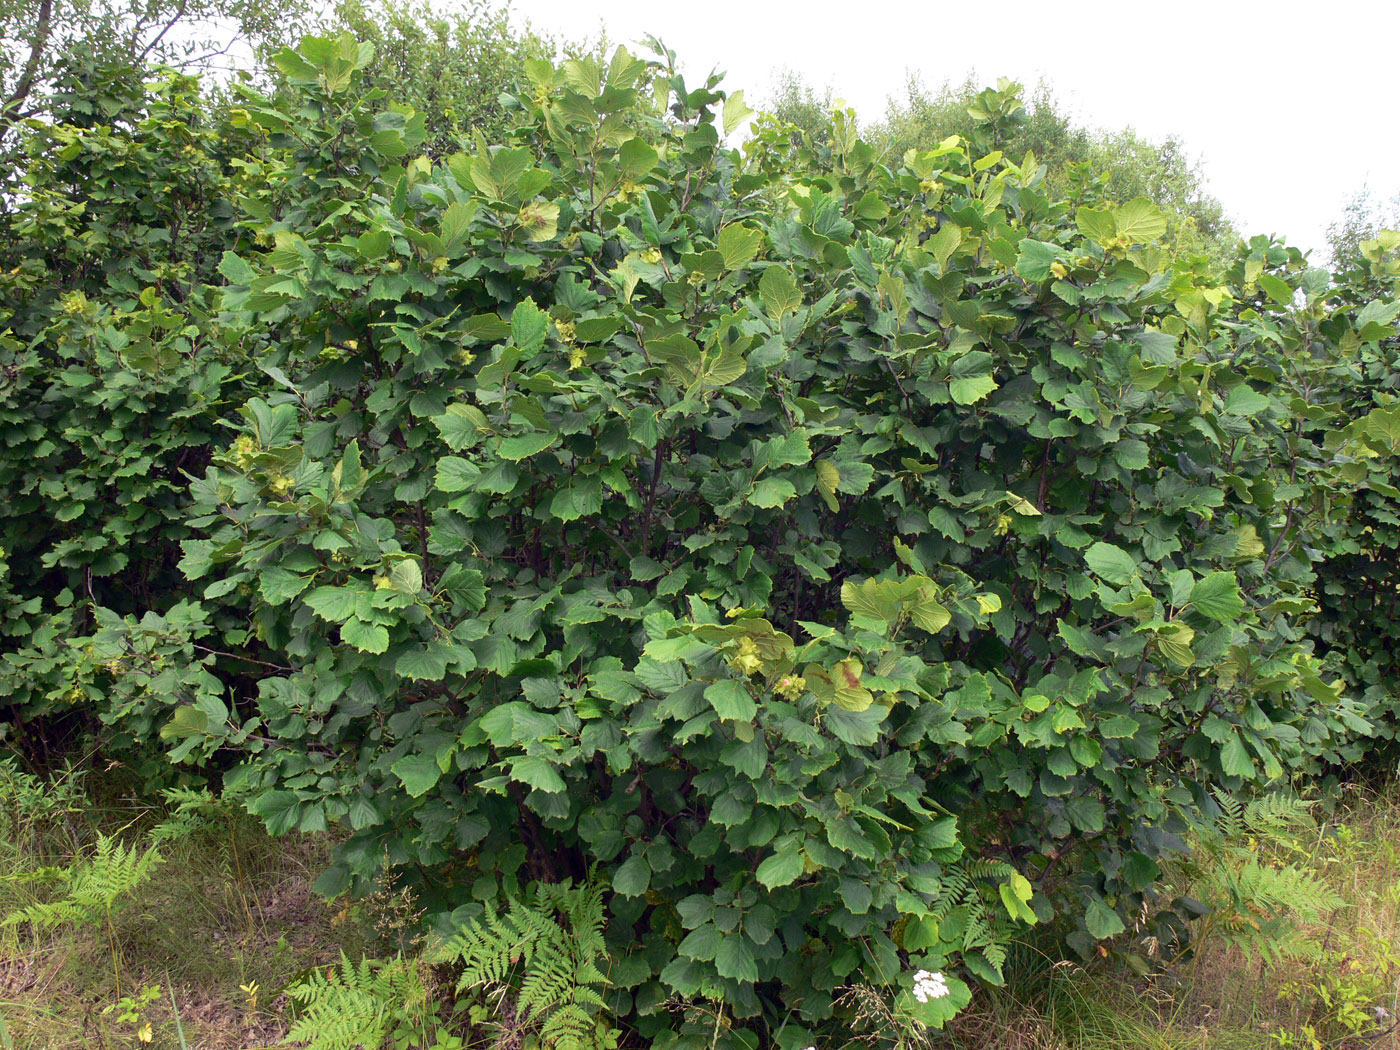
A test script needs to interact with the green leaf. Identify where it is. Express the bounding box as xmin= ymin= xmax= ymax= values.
xmin=705 ymin=680 xmax=757 ymax=721
xmin=929 ymin=223 xmax=963 ymax=271
xmin=1085 ymin=898 xmax=1126 ymax=940
xmin=259 ymin=567 xmax=308 ymax=605
xmin=511 ymin=755 xmax=566 ymax=793
xmin=1015 ymin=239 xmax=1066 ymax=282
xmin=949 ymin=373 xmax=998 ymax=405
xmin=759 ymin=266 xmax=802 ymax=319
xmin=677 ymin=922 xmax=720 ymax=960
xmin=717 ymin=224 xmax=763 ymax=270
xmin=748 ymin=477 xmax=796 ymax=508
xmin=1257 ymin=272 xmax=1293 ymax=305
xmin=1113 ymin=197 xmax=1167 ymax=243
xmin=436 ymin=456 xmax=480 ymax=493
xmin=613 ymin=854 xmax=651 ymax=897
xmin=755 ymin=849 xmax=804 ymax=889
xmin=1220 ymin=732 xmax=1256 ymax=778
xmin=396 ymin=644 xmax=449 ymax=682
xmin=714 ymin=934 xmax=758 ymax=983
xmin=1223 ymin=385 xmax=1271 ymax=417
xmin=1189 ymin=571 xmax=1244 ymax=622
xmin=391 ymin=754 xmax=442 ymax=798
xmin=1076 ymin=207 xmax=1116 ymax=246
xmin=218 ymin=251 xmax=255 ymax=285
xmin=511 ymin=298 xmax=549 ymax=354
xmin=814 ymin=459 xmax=840 ymax=511
xmin=722 ymin=90 xmax=754 ymax=136
xmin=1084 ymin=542 xmax=1138 ymax=586
xmin=341 ymin=618 xmax=390 ymax=654
xmin=306 ymin=586 xmax=360 ymax=623
xmin=618 ymin=136 xmax=658 ymax=180
xmin=497 ymin=432 xmax=557 ymax=460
